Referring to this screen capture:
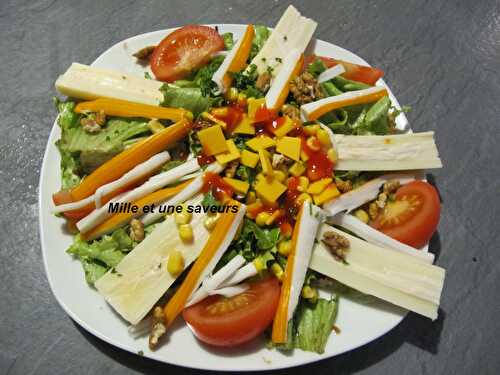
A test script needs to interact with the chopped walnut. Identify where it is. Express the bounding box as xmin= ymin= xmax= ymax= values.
xmin=129 ymin=218 xmax=145 ymax=242
xmin=80 ymin=110 xmax=106 ymax=133
xmin=149 ymin=306 xmax=166 ymax=350
xmin=133 ymin=45 xmax=156 ymax=61
xmin=322 ymin=231 xmax=350 ymax=261
xmin=336 ymin=178 xmax=353 ymax=193
xmin=289 ymin=71 xmax=325 ymax=105
xmin=368 ymin=201 xmax=379 ymax=220
xmin=382 ymin=179 xmax=401 ymax=194
xmin=255 ymin=71 xmax=271 ymax=92
xmin=376 ymin=192 xmax=388 ymax=209
xmin=281 ymin=104 xmax=302 ymax=123
xmin=224 ymin=160 xmax=239 ymax=178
